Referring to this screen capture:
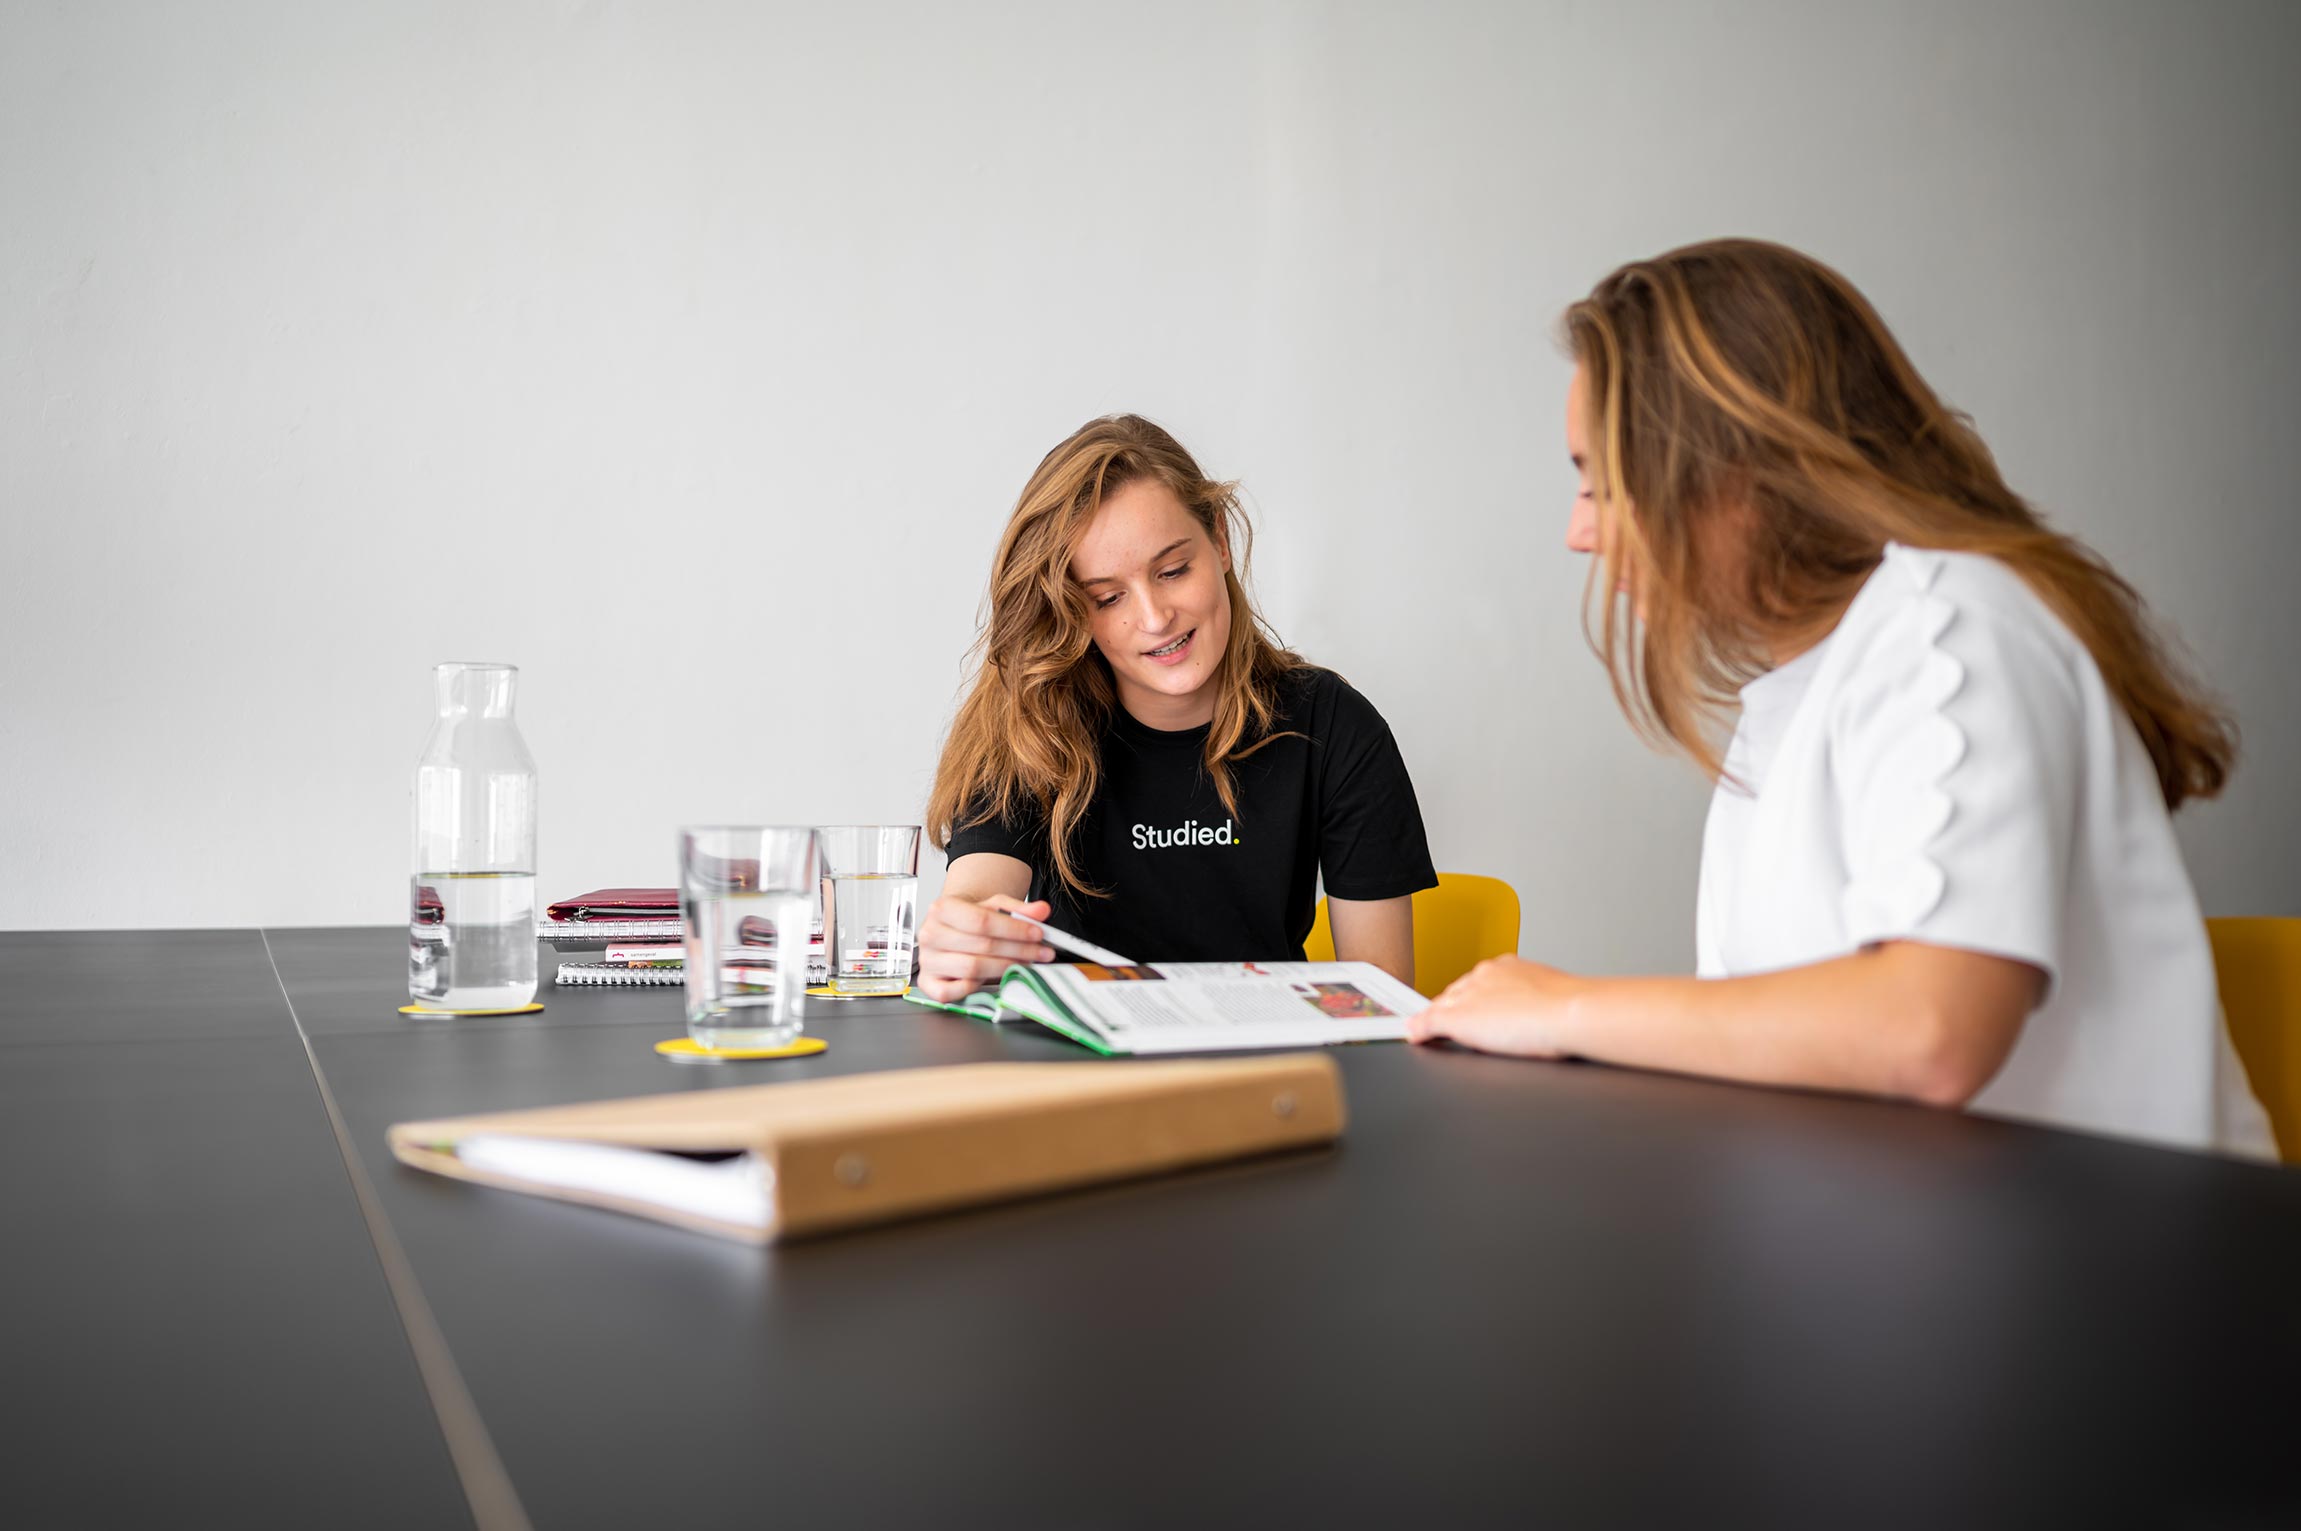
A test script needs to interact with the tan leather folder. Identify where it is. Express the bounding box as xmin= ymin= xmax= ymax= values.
xmin=388 ymin=1055 xmax=1345 ymax=1244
